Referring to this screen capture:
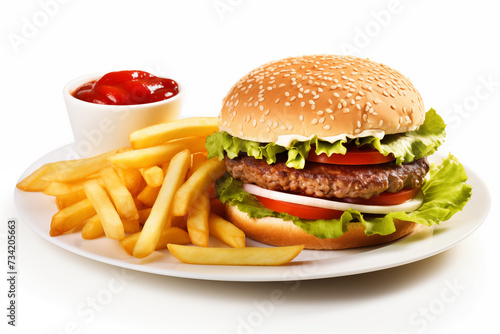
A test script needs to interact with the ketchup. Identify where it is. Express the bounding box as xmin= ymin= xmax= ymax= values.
xmin=72 ymin=70 xmax=179 ymax=105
